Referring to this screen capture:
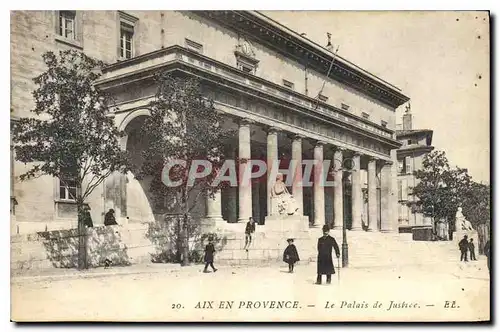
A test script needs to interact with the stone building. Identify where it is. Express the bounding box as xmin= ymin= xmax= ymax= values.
xmin=395 ymin=108 xmax=435 ymax=234
xmin=11 ymin=11 xmax=411 ymax=266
